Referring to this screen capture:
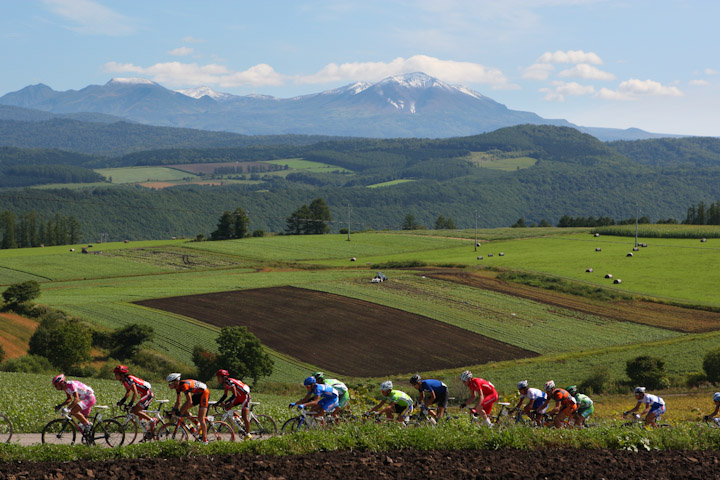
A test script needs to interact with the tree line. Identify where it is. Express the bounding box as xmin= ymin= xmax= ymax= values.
xmin=0 ymin=210 xmax=81 ymax=249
